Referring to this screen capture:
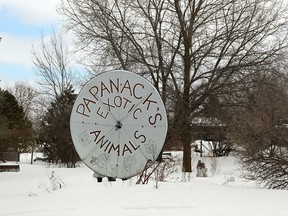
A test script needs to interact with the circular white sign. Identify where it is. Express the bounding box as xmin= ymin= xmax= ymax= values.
xmin=70 ymin=70 xmax=168 ymax=179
